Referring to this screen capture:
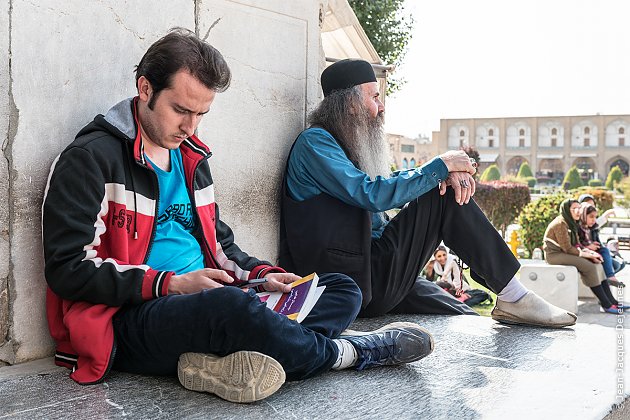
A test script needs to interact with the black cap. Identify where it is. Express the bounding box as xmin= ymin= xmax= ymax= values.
xmin=321 ymin=59 xmax=377 ymax=97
